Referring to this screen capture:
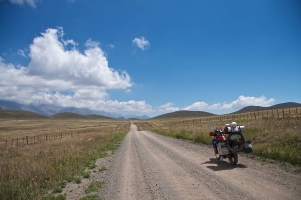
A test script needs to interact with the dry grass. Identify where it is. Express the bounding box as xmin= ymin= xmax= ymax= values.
xmin=0 ymin=119 xmax=129 ymax=200
xmin=136 ymin=115 xmax=301 ymax=166
xmin=0 ymin=118 xmax=126 ymax=138
xmin=0 ymin=119 xmax=129 ymax=150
